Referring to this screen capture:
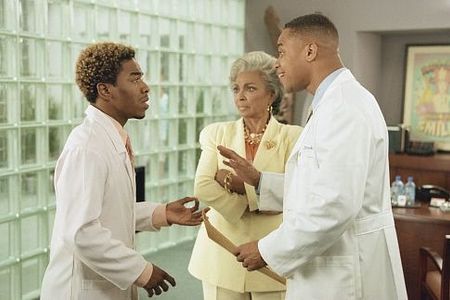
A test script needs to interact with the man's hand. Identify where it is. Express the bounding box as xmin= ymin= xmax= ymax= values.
xmin=217 ymin=145 xmax=261 ymax=187
xmin=143 ymin=265 xmax=176 ymax=297
xmin=166 ymin=197 xmax=209 ymax=226
xmin=233 ymin=240 xmax=267 ymax=271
